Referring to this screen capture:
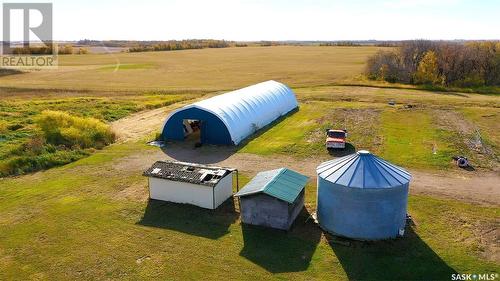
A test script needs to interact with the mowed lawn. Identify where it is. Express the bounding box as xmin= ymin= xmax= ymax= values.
xmin=0 ymin=46 xmax=382 ymax=91
xmin=0 ymin=142 xmax=498 ymax=280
